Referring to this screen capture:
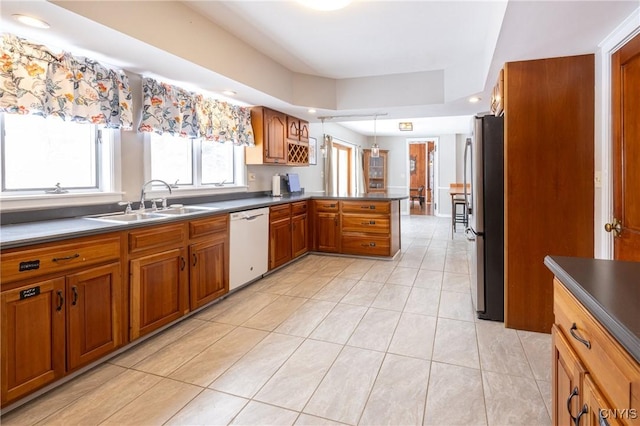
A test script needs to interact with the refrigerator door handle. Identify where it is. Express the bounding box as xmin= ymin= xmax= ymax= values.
xmin=463 ymin=138 xmax=473 ymax=215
